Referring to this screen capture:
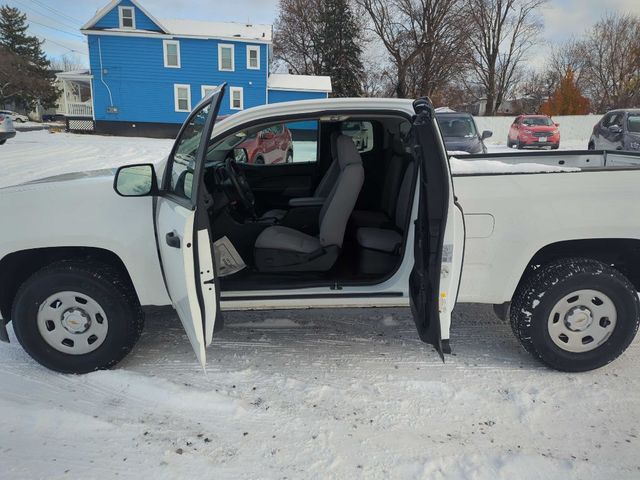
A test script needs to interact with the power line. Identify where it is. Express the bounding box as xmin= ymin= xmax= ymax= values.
xmin=28 ymin=0 xmax=85 ymax=25
xmin=27 ymin=17 xmax=85 ymax=39
xmin=41 ymin=36 xmax=89 ymax=56
xmin=13 ymin=0 xmax=82 ymax=33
